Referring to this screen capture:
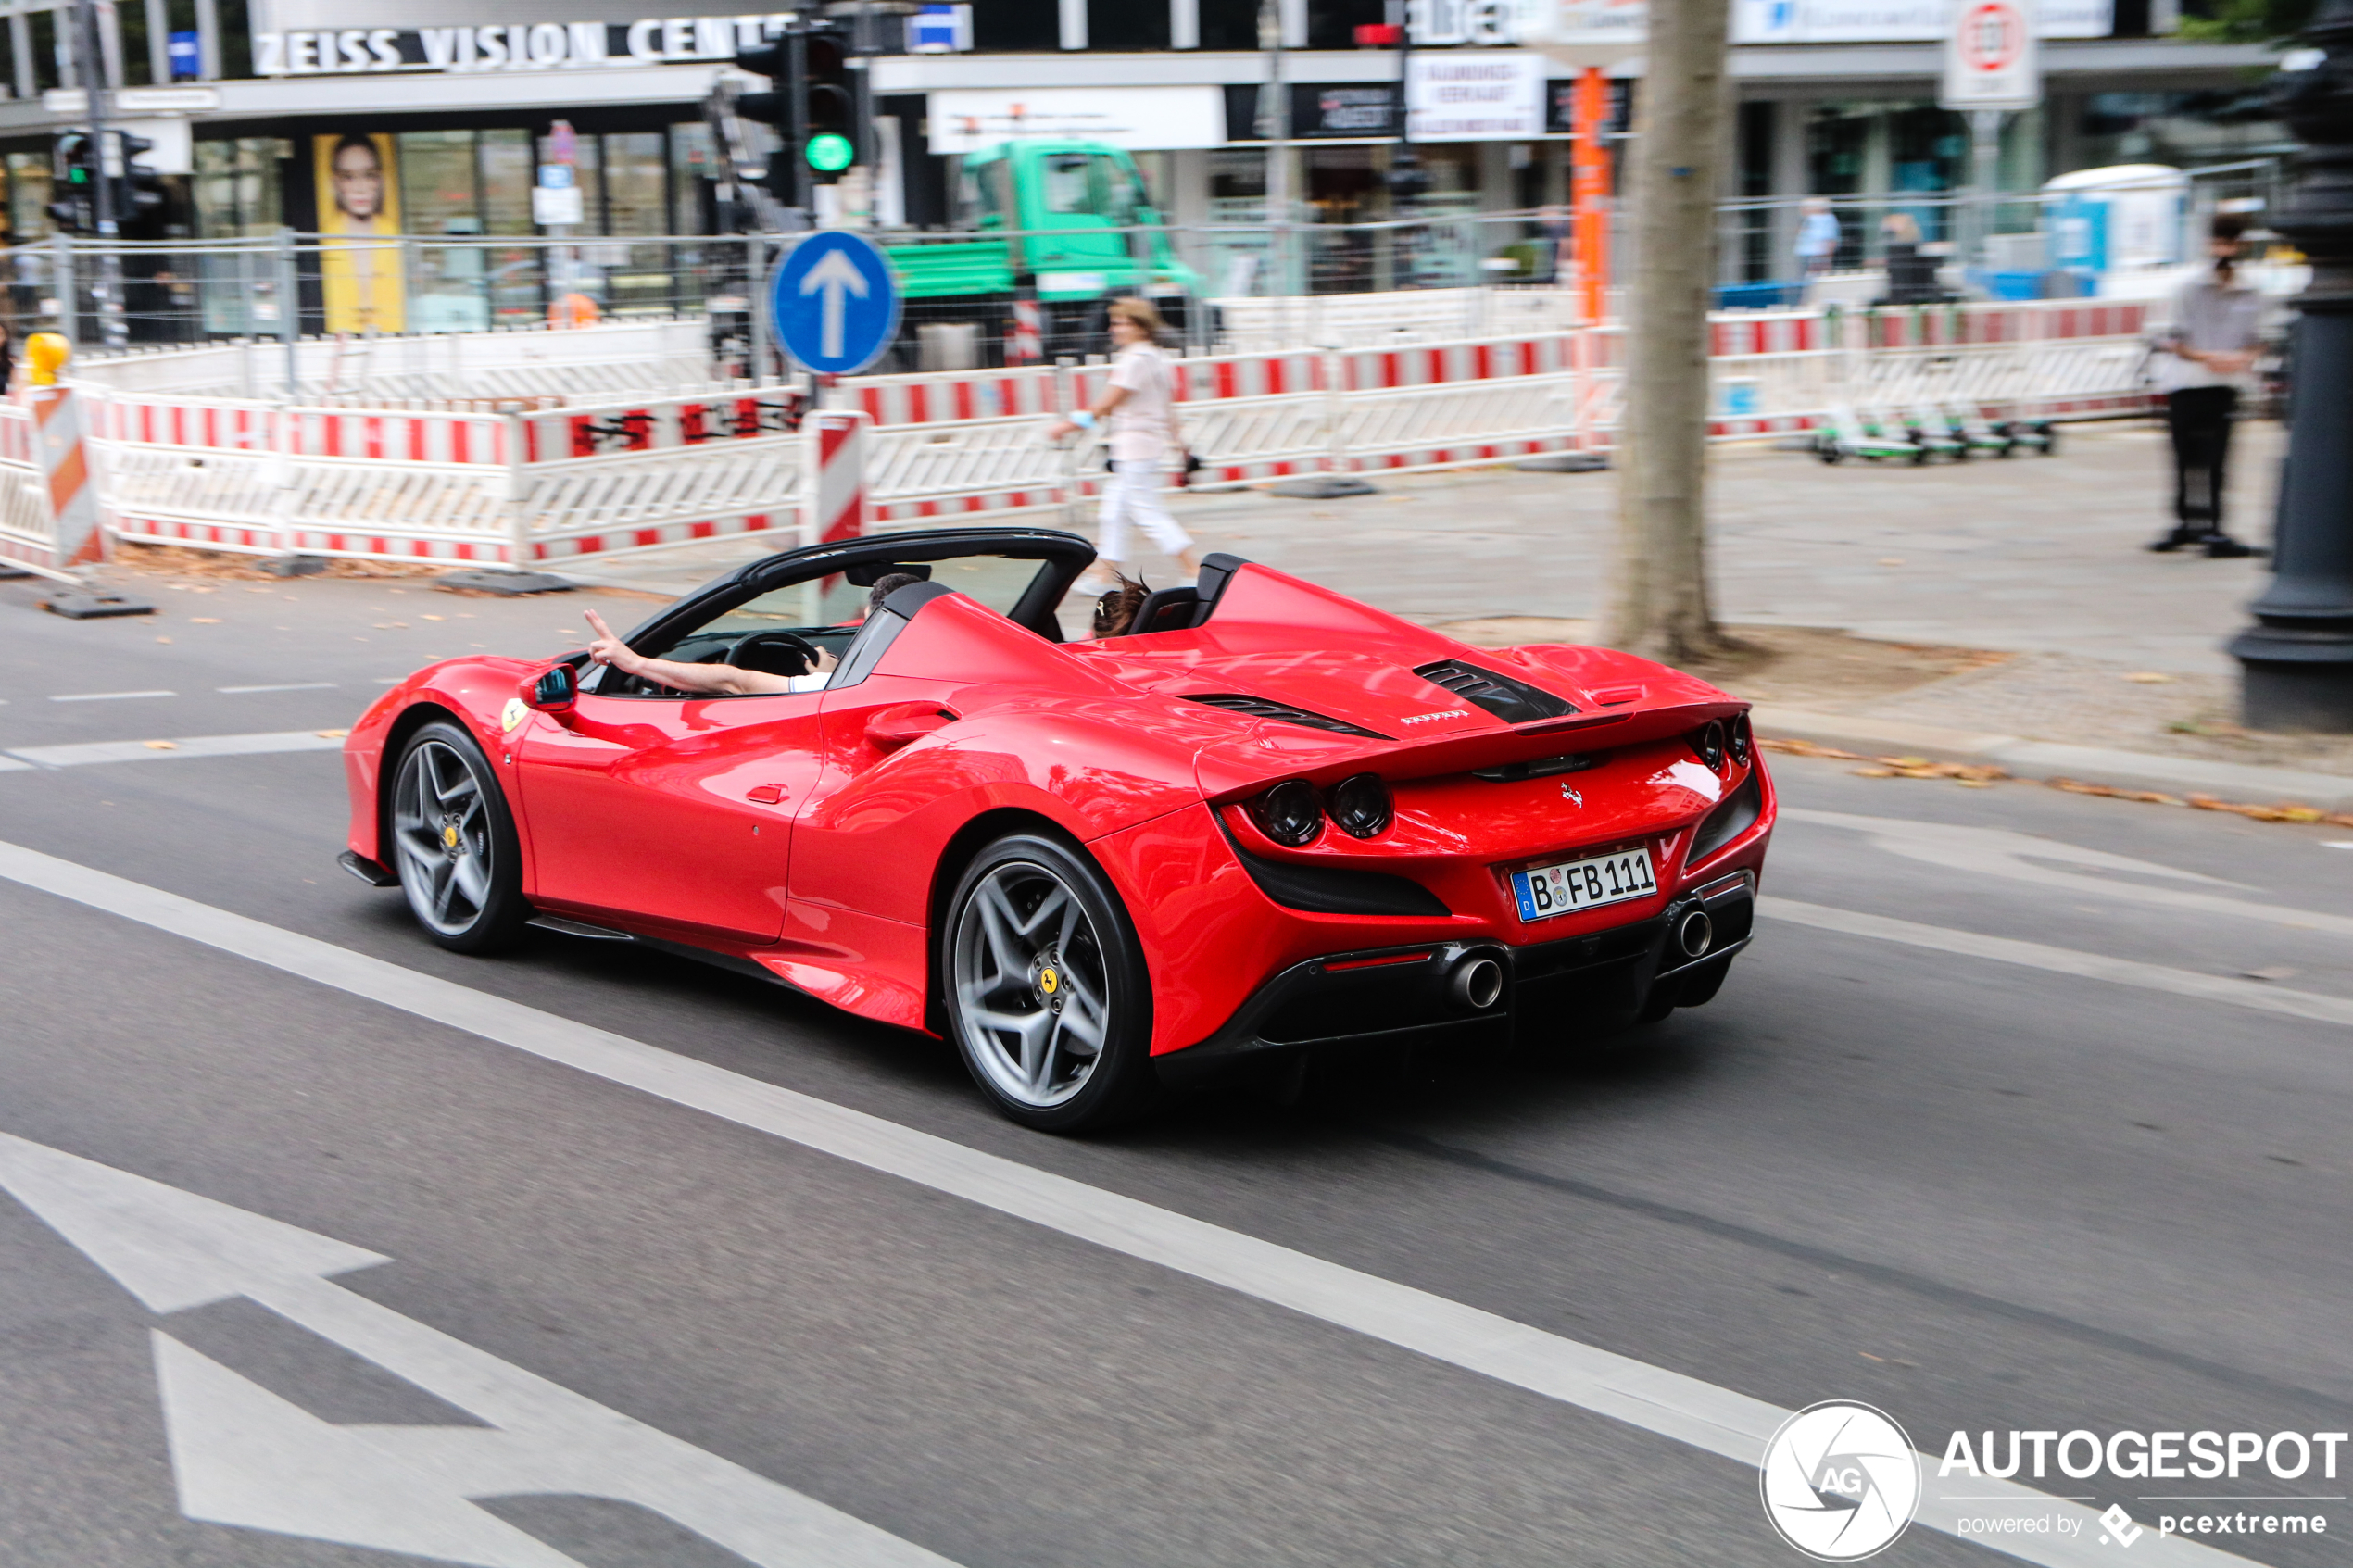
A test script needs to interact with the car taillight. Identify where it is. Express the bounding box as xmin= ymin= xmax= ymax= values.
xmin=1728 ymin=714 xmax=1752 ymax=767
xmin=1692 ymin=721 xmax=1727 ymax=771
xmin=1327 ymin=772 xmax=1392 ymax=838
xmin=1247 ymin=780 xmax=1324 ymax=846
